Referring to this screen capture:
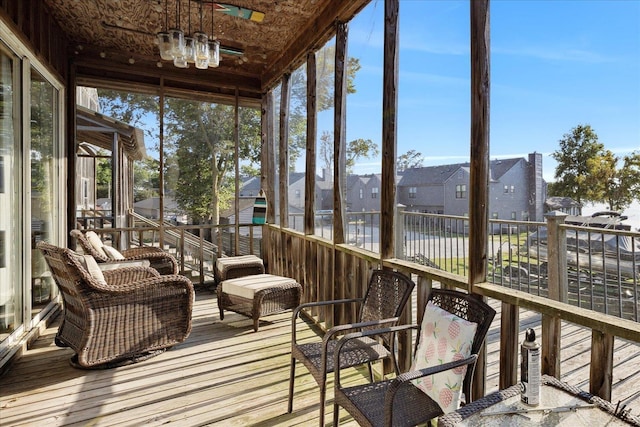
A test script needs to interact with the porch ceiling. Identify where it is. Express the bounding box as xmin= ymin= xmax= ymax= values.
xmin=43 ymin=0 xmax=370 ymax=99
